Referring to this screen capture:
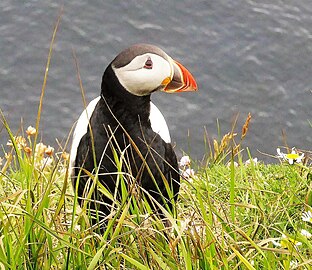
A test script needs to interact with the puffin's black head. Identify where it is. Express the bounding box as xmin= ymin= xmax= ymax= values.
xmin=102 ymin=44 xmax=197 ymax=97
